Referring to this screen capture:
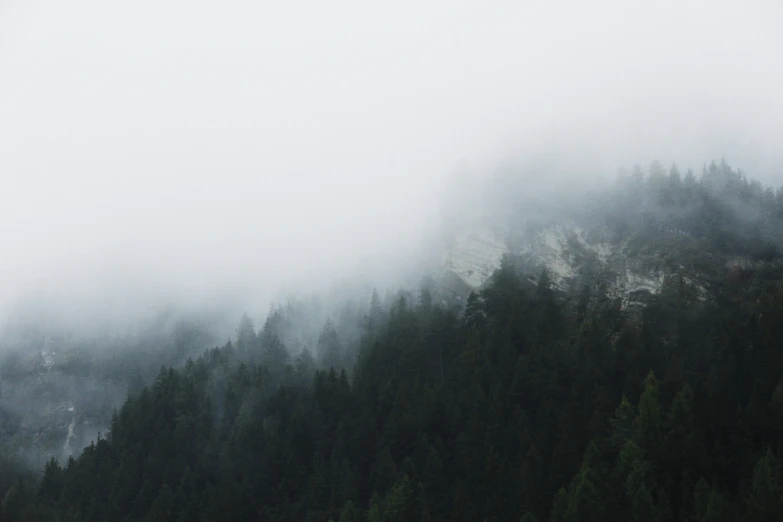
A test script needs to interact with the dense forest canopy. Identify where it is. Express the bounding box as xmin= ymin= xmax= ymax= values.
xmin=2 ymin=161 xmax=783 ymax=521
